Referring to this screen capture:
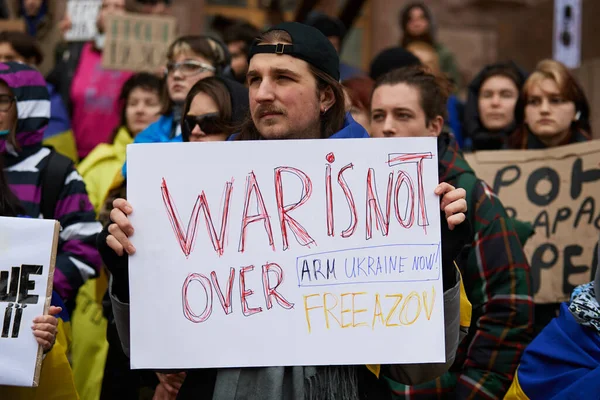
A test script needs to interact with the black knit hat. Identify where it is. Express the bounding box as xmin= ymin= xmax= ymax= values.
xmin=369 ymin=46 xmax=421 ymax=81
xmin=247 ymin=22 xmax=340 ymax=81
